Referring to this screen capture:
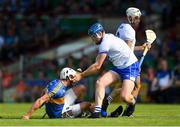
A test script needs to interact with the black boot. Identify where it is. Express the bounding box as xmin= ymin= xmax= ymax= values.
xmin=109 ymin=105 xmax=123 ymax=117
xmin=102 ymin=98 xmax=109 ymax=112
xmin=88 ymin=112 xmax=101 ymax=118
xmin=122 ymin=104 xmax=135 ymax=117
